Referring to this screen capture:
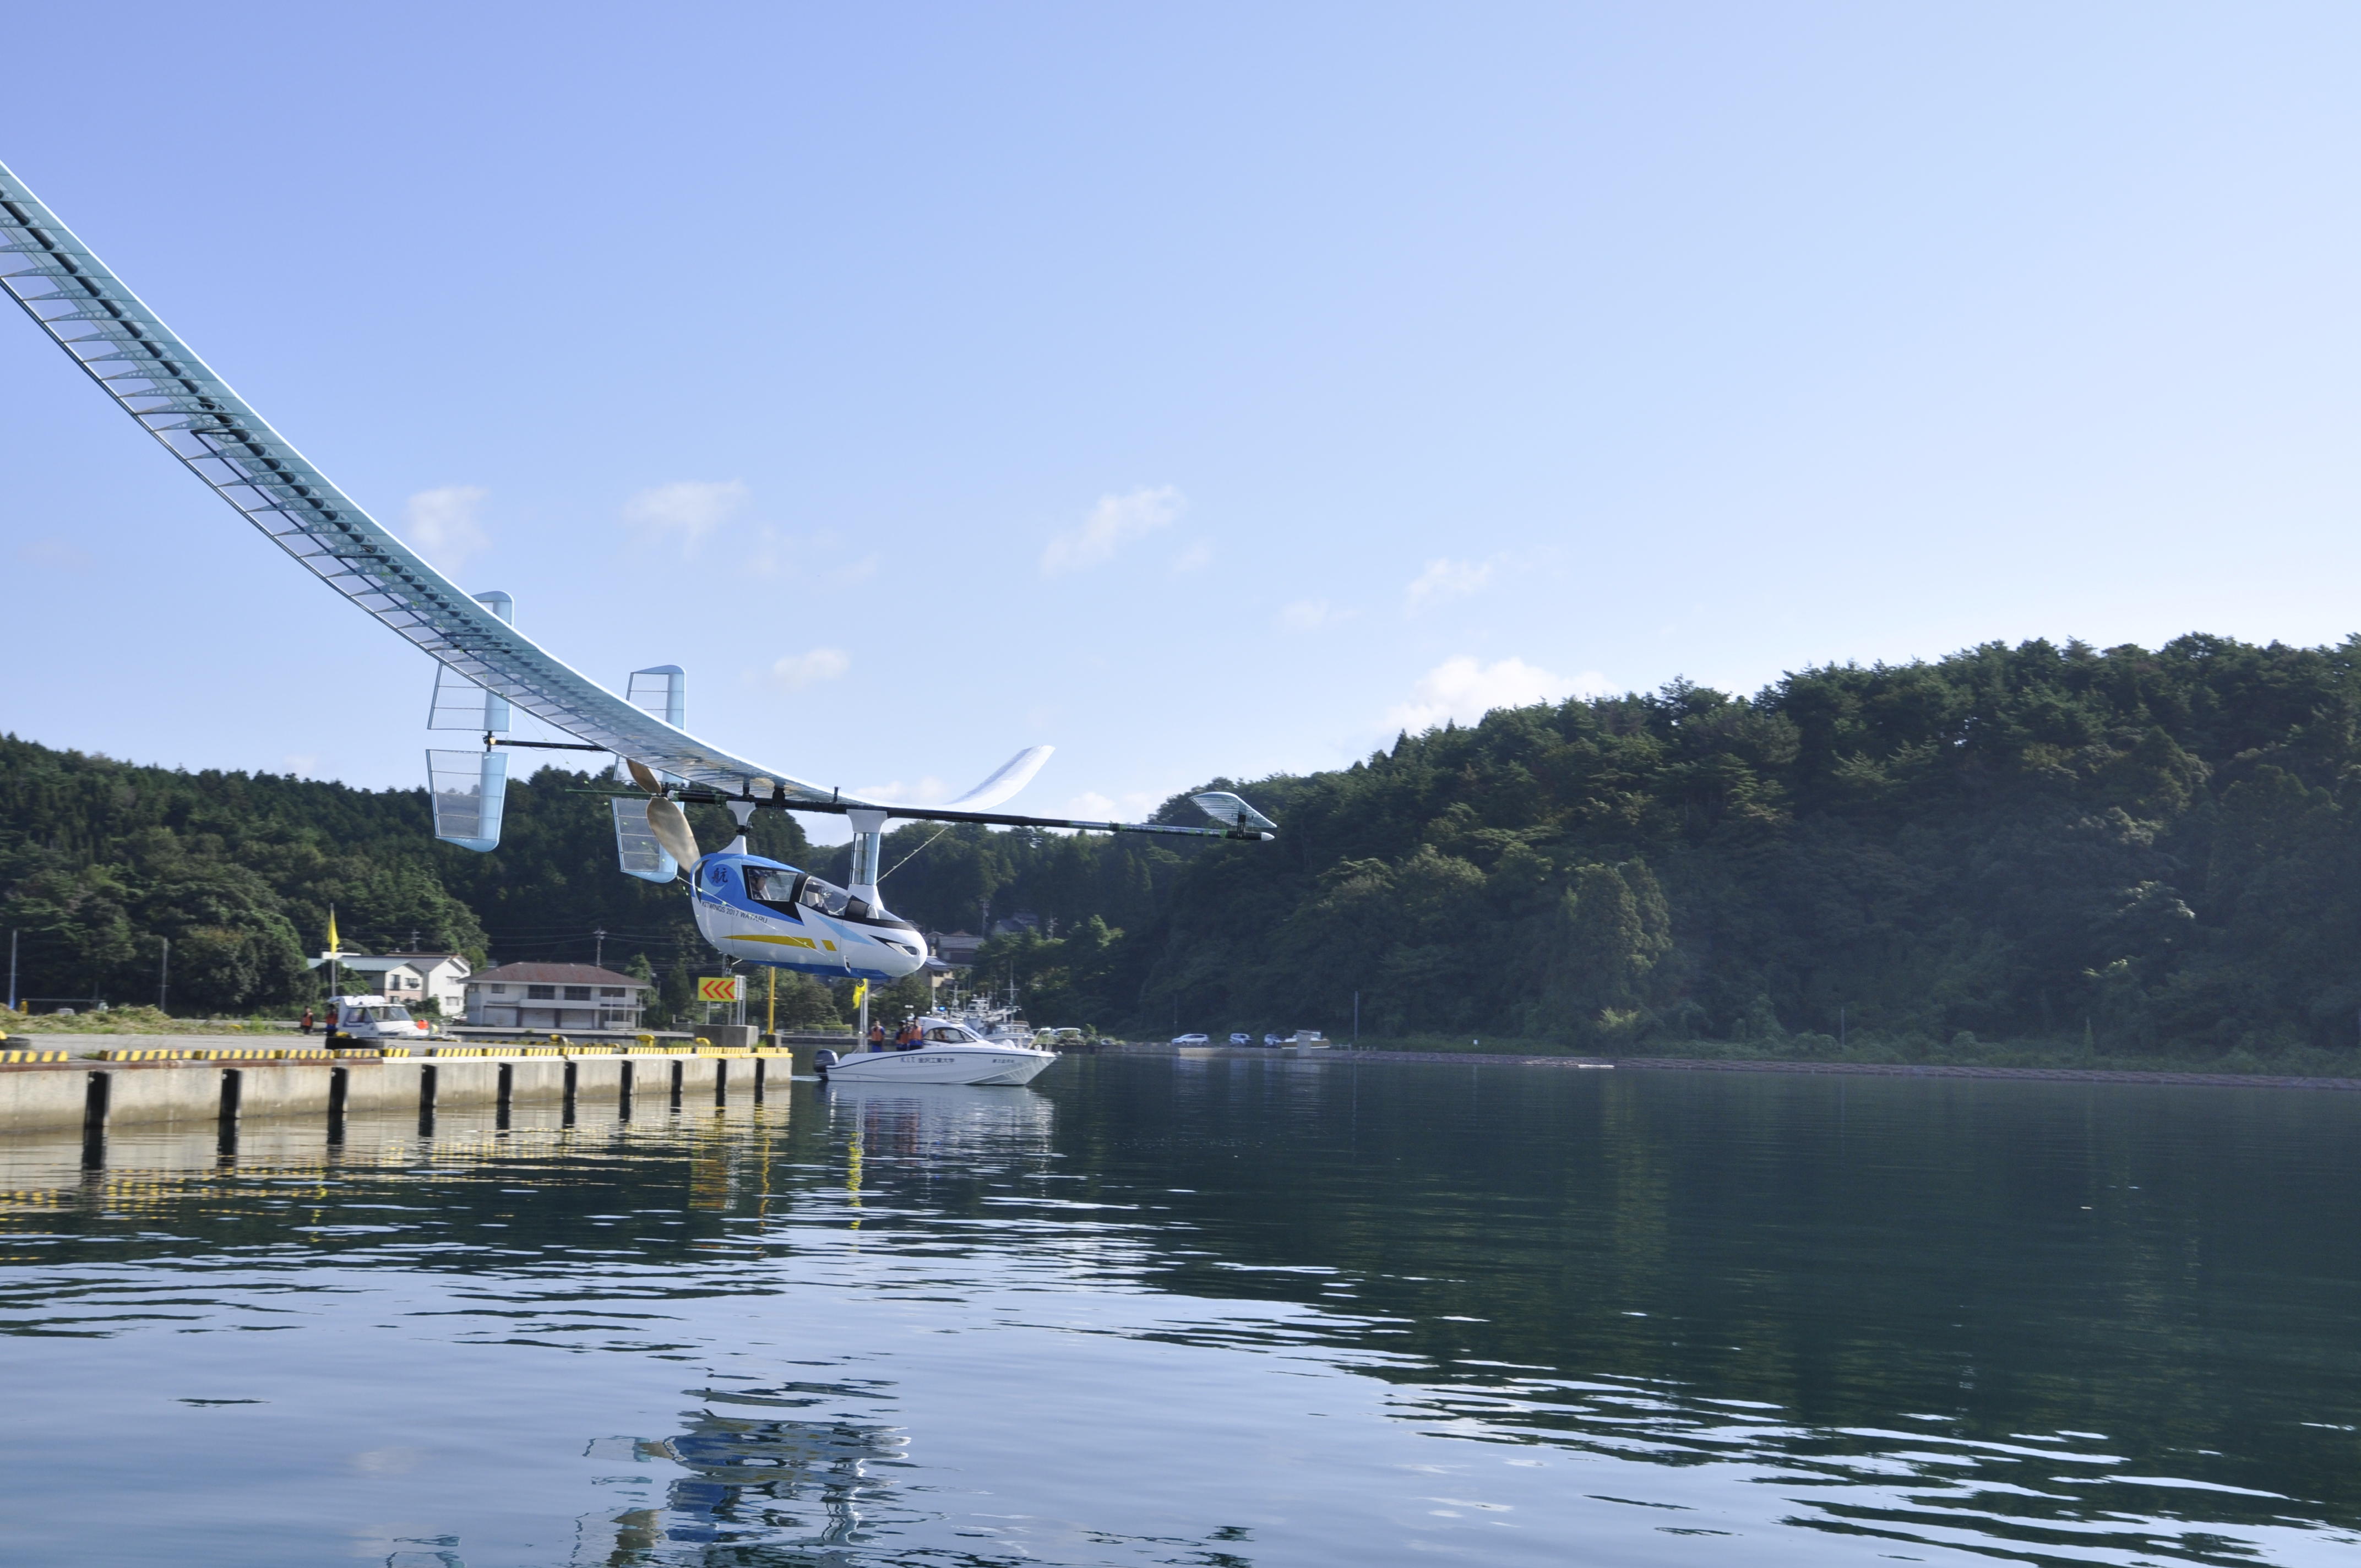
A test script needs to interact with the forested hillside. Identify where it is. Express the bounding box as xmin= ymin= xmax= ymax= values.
xmin=1112 ymin=633 xmax=2361 ymax=1059
xmin=11 ymin=633 xmax=2361 ymax=1061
